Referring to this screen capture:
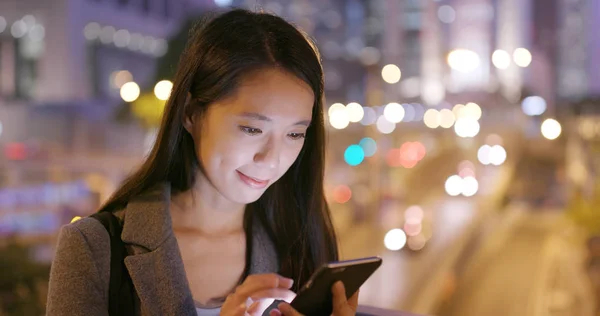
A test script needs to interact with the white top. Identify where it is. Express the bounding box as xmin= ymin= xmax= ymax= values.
xmin=195 ymin=306 xmax=221 ymax=316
